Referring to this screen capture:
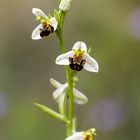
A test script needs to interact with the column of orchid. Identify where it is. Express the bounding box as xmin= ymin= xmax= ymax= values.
xmin=31 ymin=0 xmax=99 ymax=140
